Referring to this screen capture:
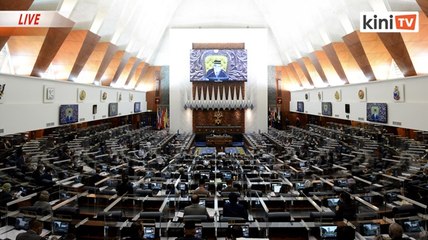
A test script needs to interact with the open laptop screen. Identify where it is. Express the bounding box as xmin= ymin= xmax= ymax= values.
xmin=403 ymin=220 xmax=422 ymax=233
xmin=272 ymin=183 xmax=282 ymax=193
xmin=320 ymin=226 xmax=337 ymax=239
xmin=327 ymin=198 xmax=340 ymax=208
xmin=53 ymin=221 xmax=69 ymax=235
xmin=361 ymin=223 xmax=380 ymax=236
xmin=15 ymin=217 xmax=31 ymax=230
xmin=143 ymin=226 xmax=155 ymax=239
